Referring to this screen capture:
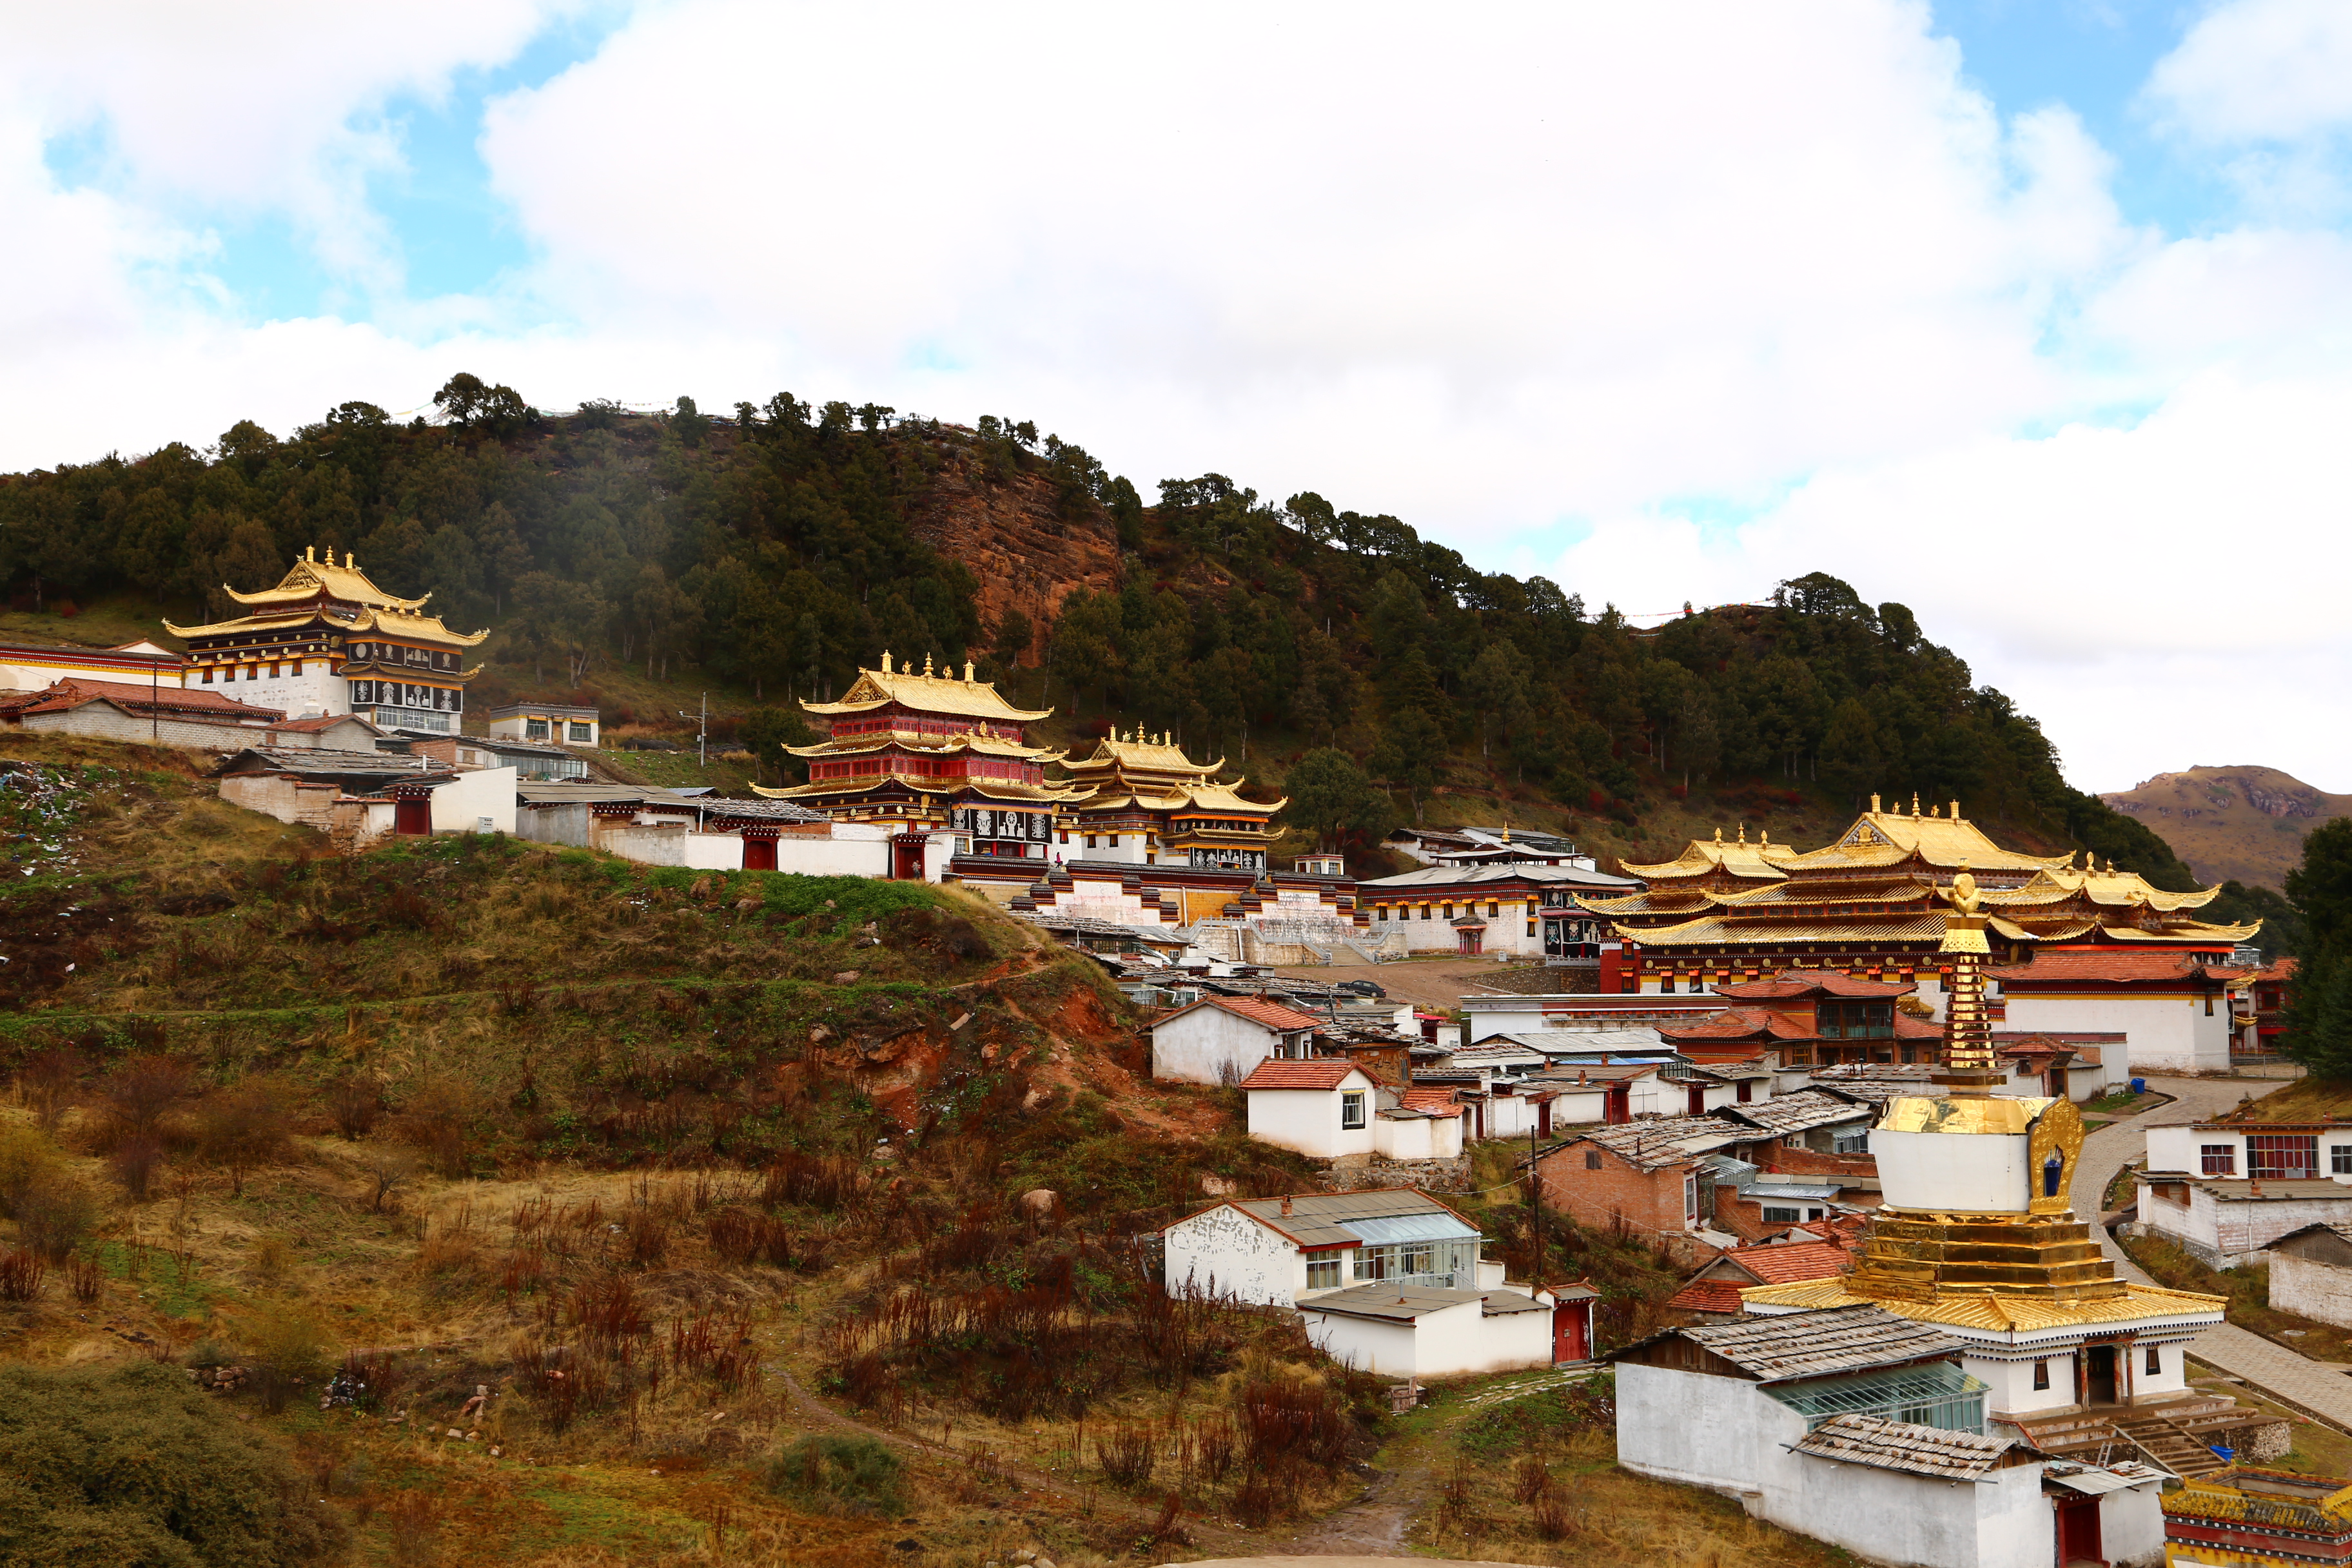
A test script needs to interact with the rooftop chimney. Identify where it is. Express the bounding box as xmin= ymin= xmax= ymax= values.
xmin=1280 ymin=1194 xmax=1293 ymax=1216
